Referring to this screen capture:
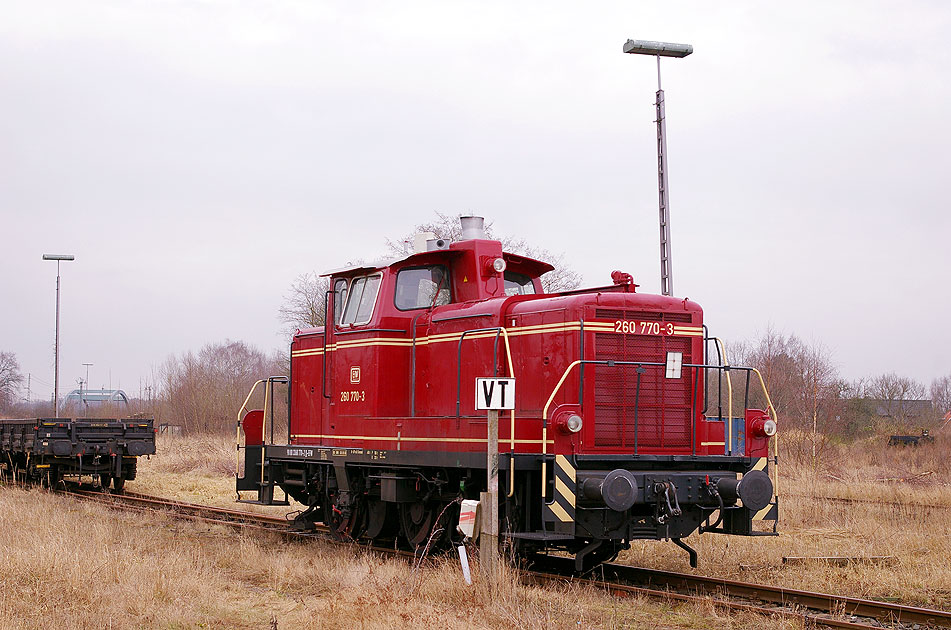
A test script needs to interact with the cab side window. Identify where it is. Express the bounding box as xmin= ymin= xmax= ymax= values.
xmin=504 ymin=271 xmax=536 ymax=296
xmin=395 ymin=266 xmax=451 ymax=310
xmin=333 ymin=279 xmax=348 ymax=325
xmin=338 ymin=274 xmax=382 ymax=325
